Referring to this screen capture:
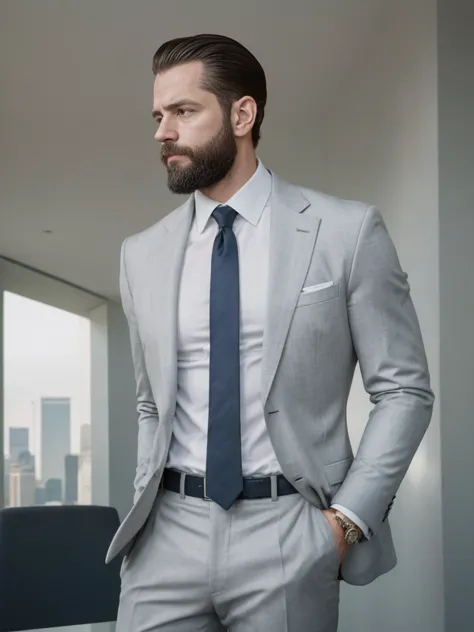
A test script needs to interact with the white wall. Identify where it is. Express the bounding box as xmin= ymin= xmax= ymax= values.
xmin=314 ymin=1 xmax=443 ymax=630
